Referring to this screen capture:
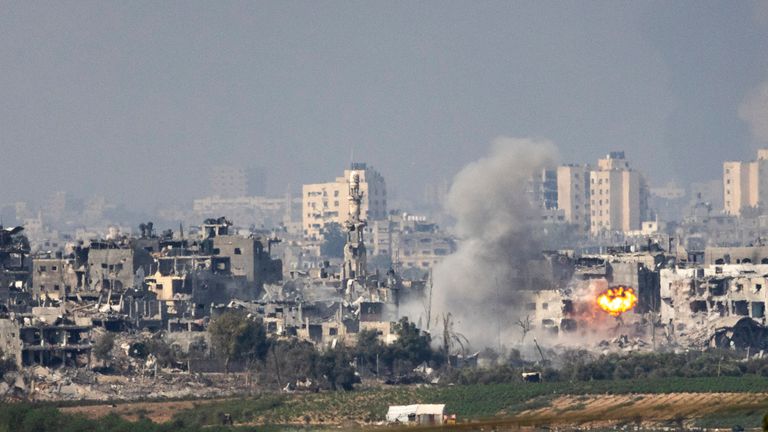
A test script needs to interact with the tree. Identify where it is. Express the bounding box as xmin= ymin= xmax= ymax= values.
xmin=209 ymin=310 xmax=269 ymax=372
xmin=354 ymin=329 xmax=385 ymax=375
xmin=517 ymin=315 xmax=532 ymax=344
xmin=265 ymin=339 xmax=317 ymax=388
xmin=317 ymin=347 xmax=356 ymax=391
xmin=389 ymin=317 xmax=433 ymax=368
xmin=93 ymin=332 xmax=115 ymax=366
xmin=320 ymin=222 xmax=345 ymax=258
